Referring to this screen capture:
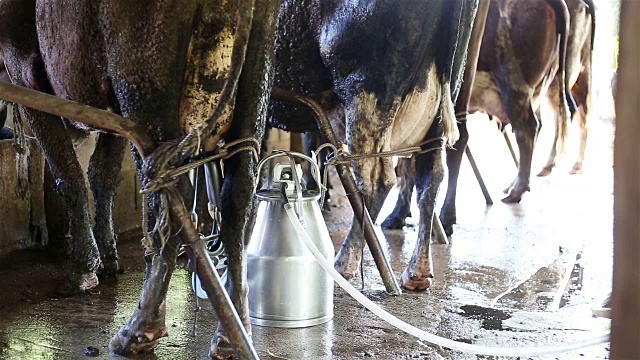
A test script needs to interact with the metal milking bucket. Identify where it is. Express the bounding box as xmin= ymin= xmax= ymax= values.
xmin=247 ymin=152 xmax=334 ymax=328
